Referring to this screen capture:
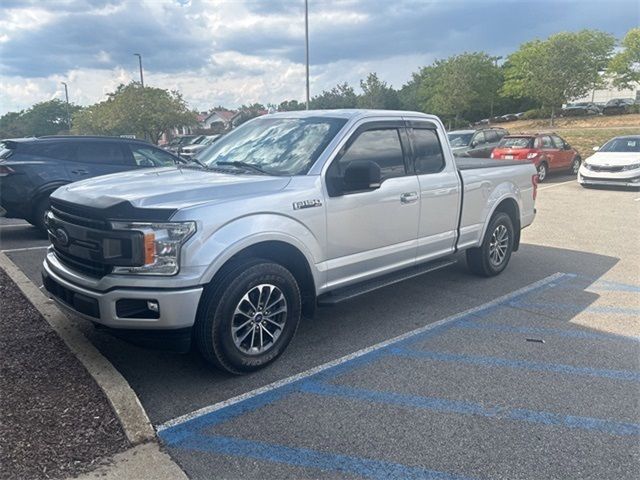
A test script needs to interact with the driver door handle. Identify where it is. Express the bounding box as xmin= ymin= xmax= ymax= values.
xmin=71 ymin=169 xmax=89 ymax=175
xmin=400 ymin=192 xmax=419 ymax=204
